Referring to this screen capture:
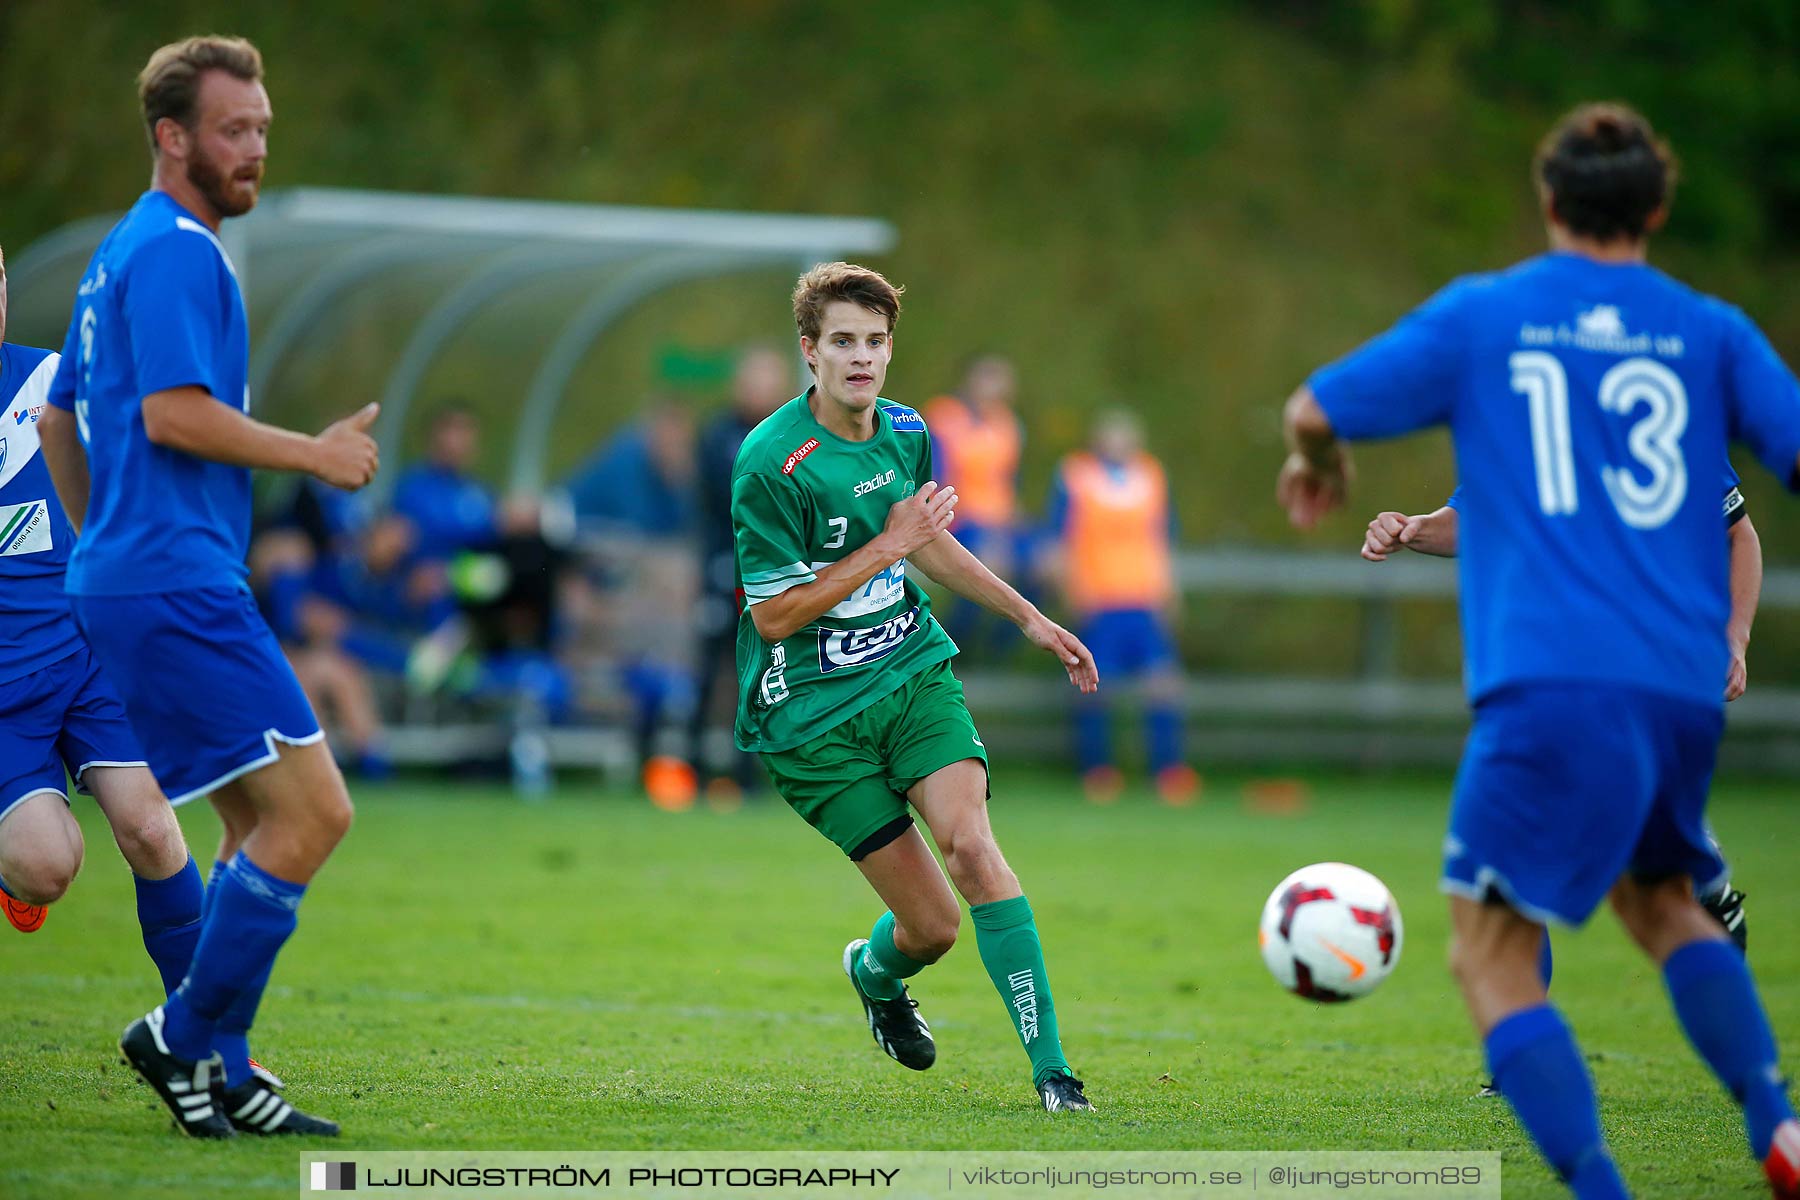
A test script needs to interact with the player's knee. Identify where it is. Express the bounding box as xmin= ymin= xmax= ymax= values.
xmin=911 ymin=906 xmax=960 ymax=961
xmin=3 ymin=841 xmax=81 ymax=904
xmin=316 ymin=790 xmax=354 ymax=847
xmin=0 ymin=800 xmax=85 ymax=904
xmin=115 ymin=806 xmax=187 ymax=875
